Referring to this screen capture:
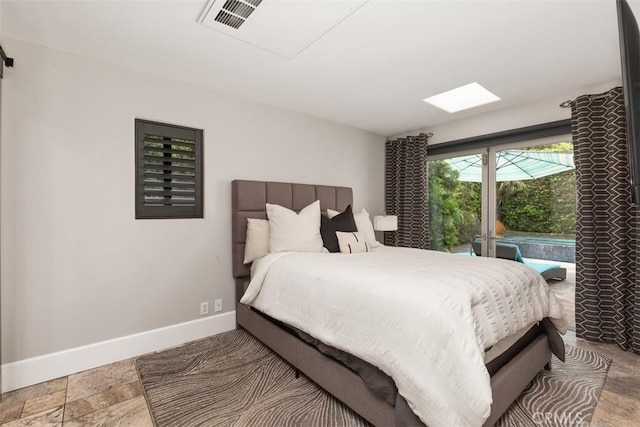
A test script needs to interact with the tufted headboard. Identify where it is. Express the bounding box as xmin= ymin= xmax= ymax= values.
xmin=232 ymin=180 xmax=353 ymax=280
